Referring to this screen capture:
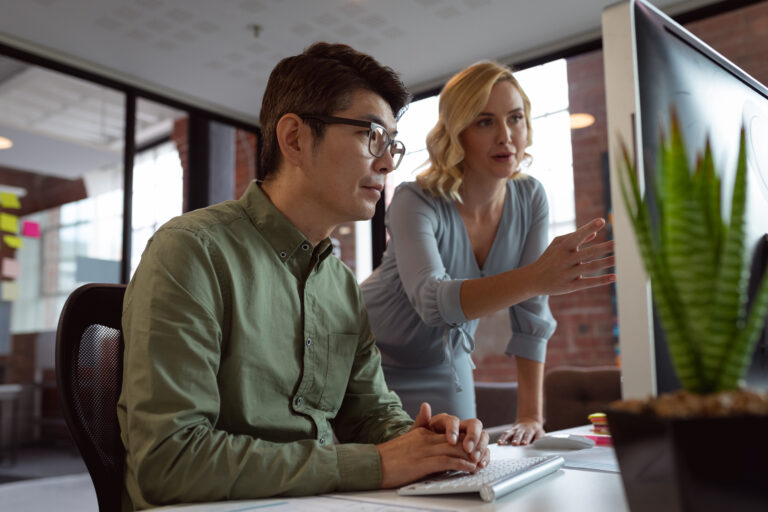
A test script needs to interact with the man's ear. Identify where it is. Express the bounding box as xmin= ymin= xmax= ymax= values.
xmin=275 ymin=113 xmax=307 ymax=167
